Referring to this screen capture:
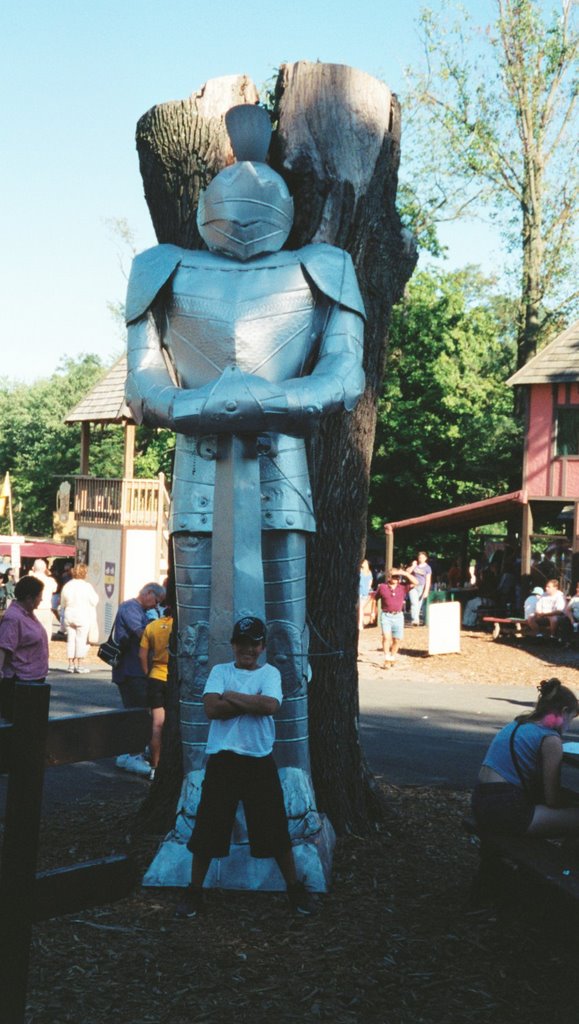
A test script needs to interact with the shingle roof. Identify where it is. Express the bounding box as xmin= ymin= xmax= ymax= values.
xmin=507 ymin=319 xmax=579 ymax=386
xmin=64 ymin=356 xmax=133 ymax=424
